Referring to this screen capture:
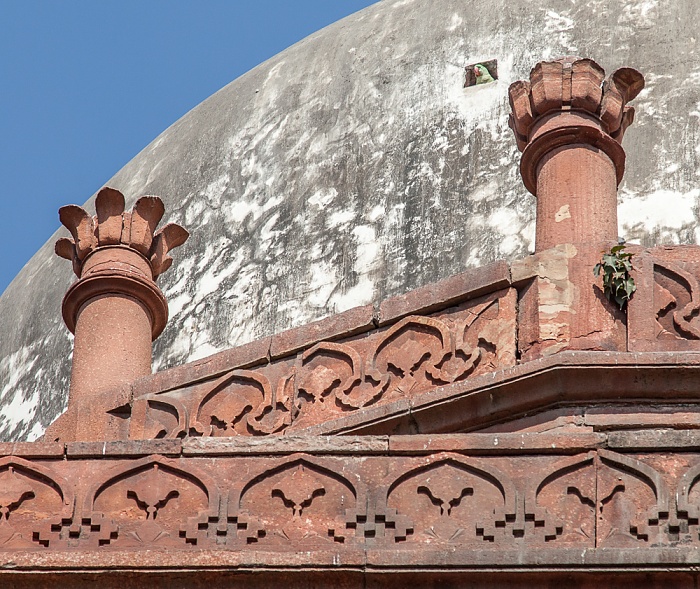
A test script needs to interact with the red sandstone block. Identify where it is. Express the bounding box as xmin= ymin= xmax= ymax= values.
xmin=378 ymin=260 xmax=510 ymax=325
xmin=388 ymin=433 xmax=605 ymax=454
xmin=585 ymin=410 xmax=700 ymax=431
xmin=66 ymin=439 xmax=182 ymax=457
xmin=608 ymin=429 xmax=700 ymax=450
xmin=269 ymin=304 xmax=375 ymax=360
xmin=241 ymin=548 xmax=366 ymax=568
xmin=0 ymin=441 xmax=65 ymax=457
xmin=0 ymin=550 xmax=249 ymax=569
xmin=182 ymin=435 xmax=388 ymax=455
xmin=134 ymin=336 xmax=272 ymax=396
